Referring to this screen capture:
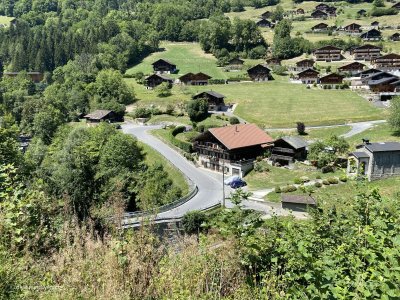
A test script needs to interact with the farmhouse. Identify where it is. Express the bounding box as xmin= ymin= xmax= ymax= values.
xmin=351 ymin=44 xmax=382 ymax=60
xmin=360 ymin=71 xmax=397 ymax=85
xmin=179 ymin=72 xmax=211 ymax=85
xmin=314 ymin=45 xmax=342 ymax=61
xmin=151 ymin=59 xmax=177 ymax=74
xmin=256 ymin=19 xmax=274 ymax=28
xmin=315 ymin=3 xmax=329 ymax=11
xmin=247 ymin=64 xmax=272 ymax=81
xmin=343 ymin=23 xmax=362 ymax=33
xmin=84 ymin=110 xmax=118 ymax=123
xmin=296 ymin=68 xmax=319 ymax=84
xmin=360 ymin=29 xmax=382 ymax=41
xmin=392 ymin=2 xmax=400 ymax=9
xmin=227 ymin=57 xmax=244 ymax=69
xmin=281 ymin=194 xmax=316 ymax=212
xmin=311 ymin=23 xmax=329 ymax=32
xmin=357 ymin=9 xmax=367 ymax=16
xmin=390 ymin=33 xmax=400 ymax=41
xmin=145 ymin=73 xmax=173 ymax=88
xmin=261 ymin=11 xmax=272 ymax=19
xmin=192 ymin=91 xmax=225 ymax=111
xmin=193 ymin=124 xmax=273 ymax=177
xmin=372 ymin=53 xmax=400 ymax=71
xmin=368 ymin=76 xmax=400 ymax=93
xmin=325 ymin=6 xmax=337 ymax=16
xmin=271 ymin=136 xmax=308 ymax=165
xmin=3 ymin=71 xmax=43 ymax=83
xmin=347 ymin=141 xmax=400 ymax=181
xmin=311 ymin=10 xmax=328 ymax=19
xmin=266 ymin=57 xmax=282 ymax=67
xmin=295 ymin=59 xmax=315 ymax=71
xmin=319 ymin=73 xmax=344 ymax=85
xmin=371 ymin=21 xmax=379 ymax=28
xmin=296 ymin=8 xmax=305 ymax=14
xmin=338 ymin=62 xmax=366 ymax=75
